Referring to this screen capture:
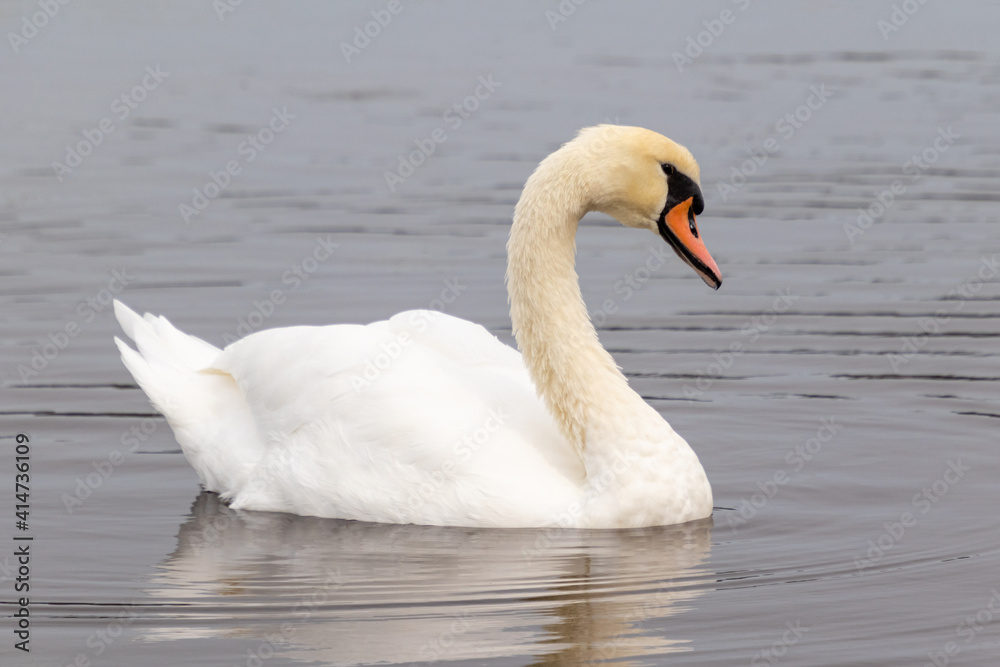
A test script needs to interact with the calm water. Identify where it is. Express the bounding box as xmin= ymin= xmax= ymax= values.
xmin=2 ymin=2 xmax=999 ymax=665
